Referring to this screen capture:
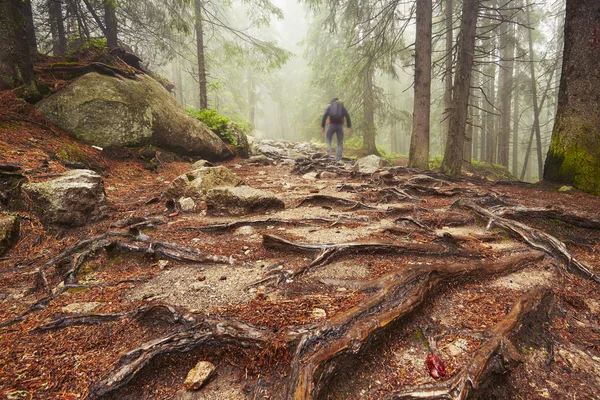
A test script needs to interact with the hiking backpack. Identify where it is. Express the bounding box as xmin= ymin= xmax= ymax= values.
xmin=329 ymin=101 xmax=344 ymax=123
